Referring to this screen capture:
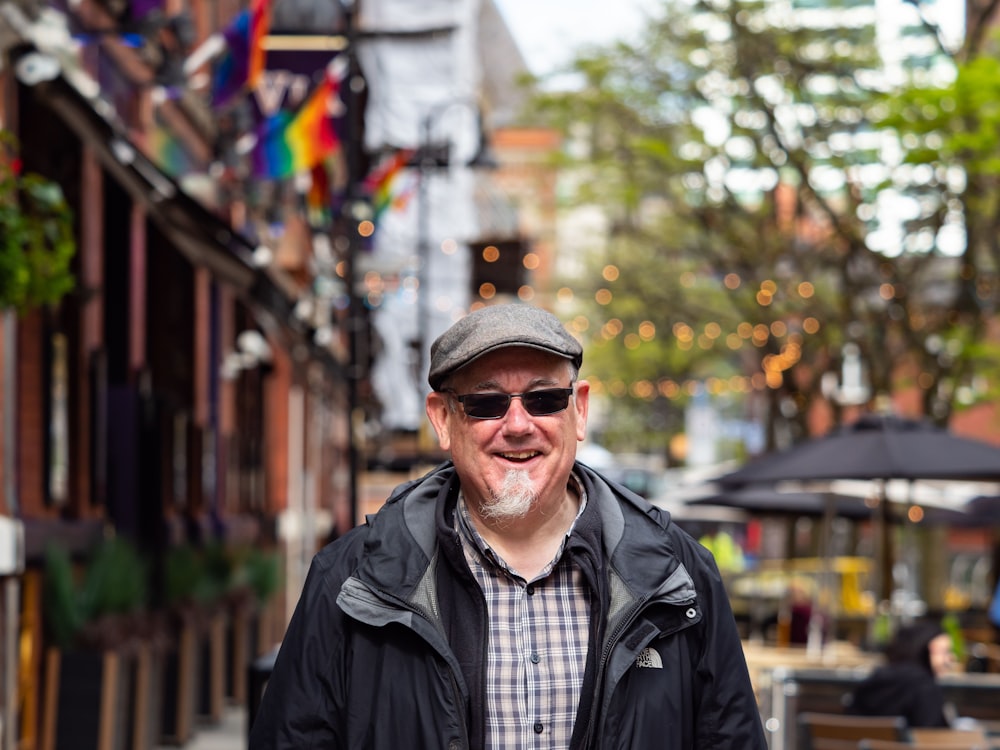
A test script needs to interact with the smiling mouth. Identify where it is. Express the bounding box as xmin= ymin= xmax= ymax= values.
xmin=499 ymin=451 xmax=540 ymax=463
